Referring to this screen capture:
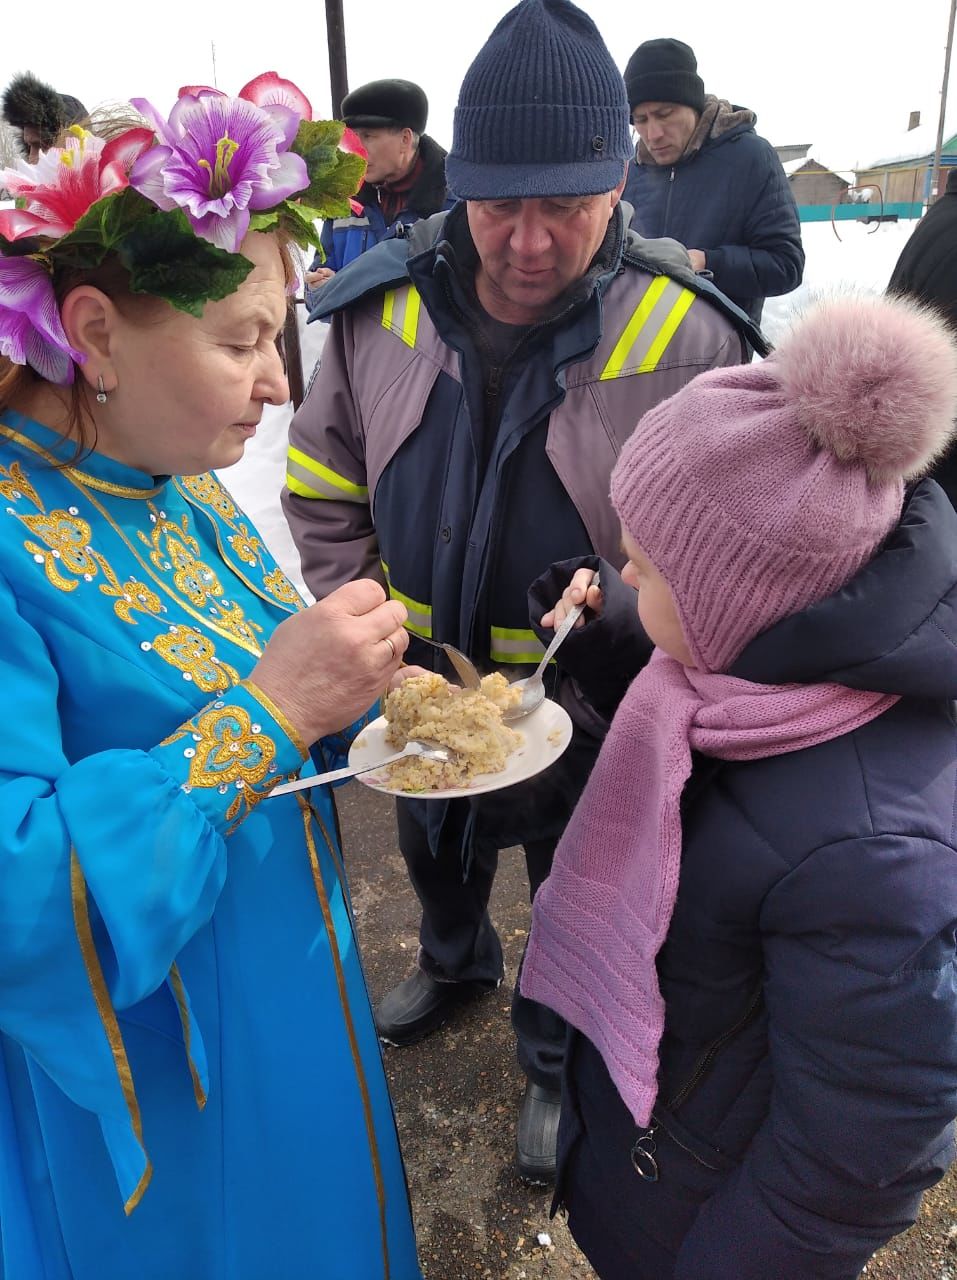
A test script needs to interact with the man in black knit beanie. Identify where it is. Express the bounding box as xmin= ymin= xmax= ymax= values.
xmin=622 ymin=37 xmax=804 ymax=324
